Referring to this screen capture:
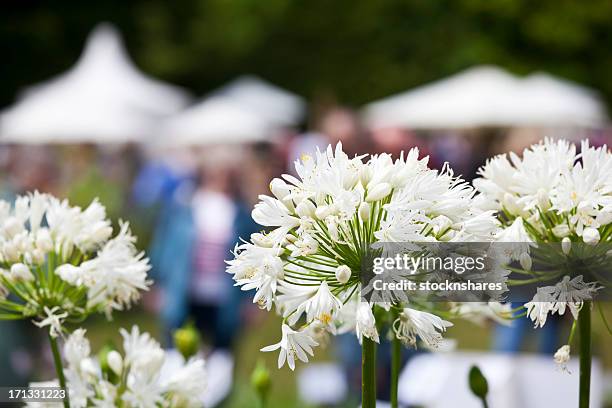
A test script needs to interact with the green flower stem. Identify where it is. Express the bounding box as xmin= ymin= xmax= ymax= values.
xmin=48 ymin=334 xmax=70 ymax=408
xmin=362 ymin=336 xmax=377 ymax=408
xmin=579 ymin=301 xmax=591 ymax=408
xmin=390 ymin=332 xmax=401 ymax=408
